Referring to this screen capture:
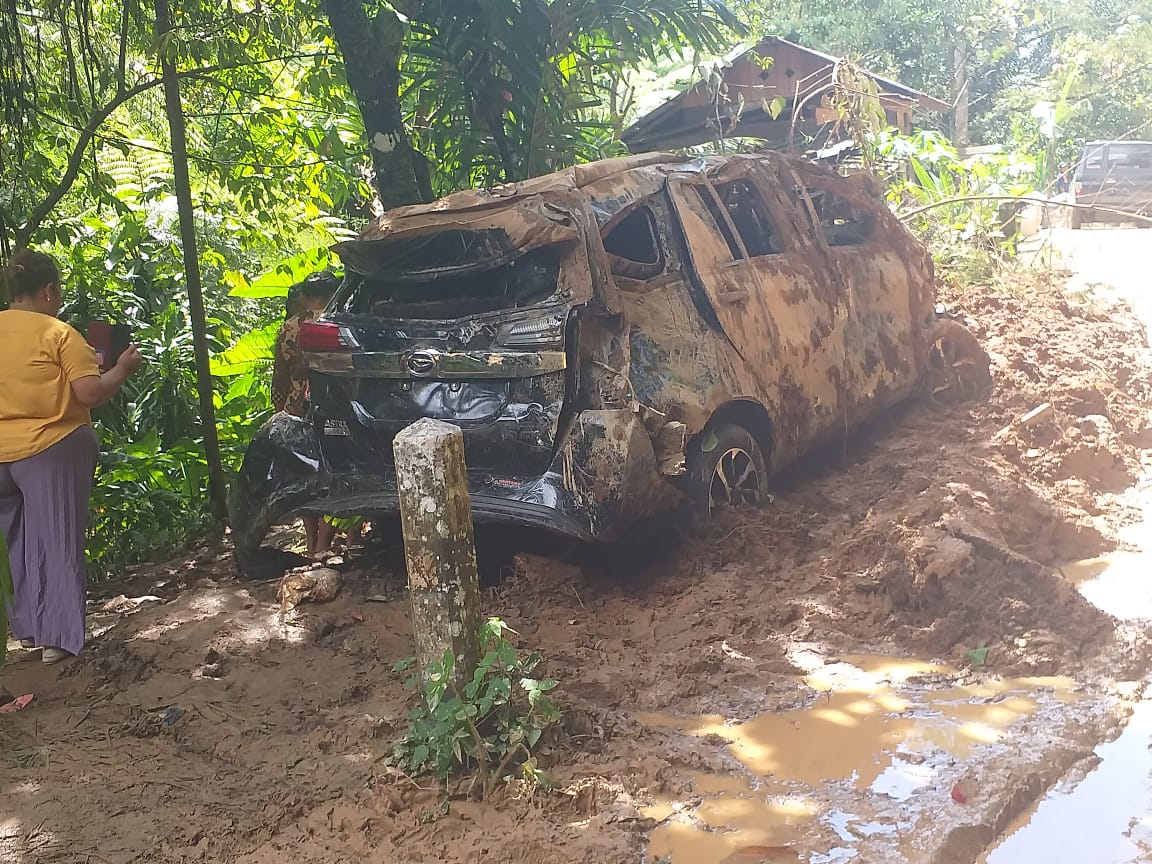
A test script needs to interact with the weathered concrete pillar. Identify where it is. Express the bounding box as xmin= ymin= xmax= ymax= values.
xmin=393 ymin=418 xmax=482 ymax=688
